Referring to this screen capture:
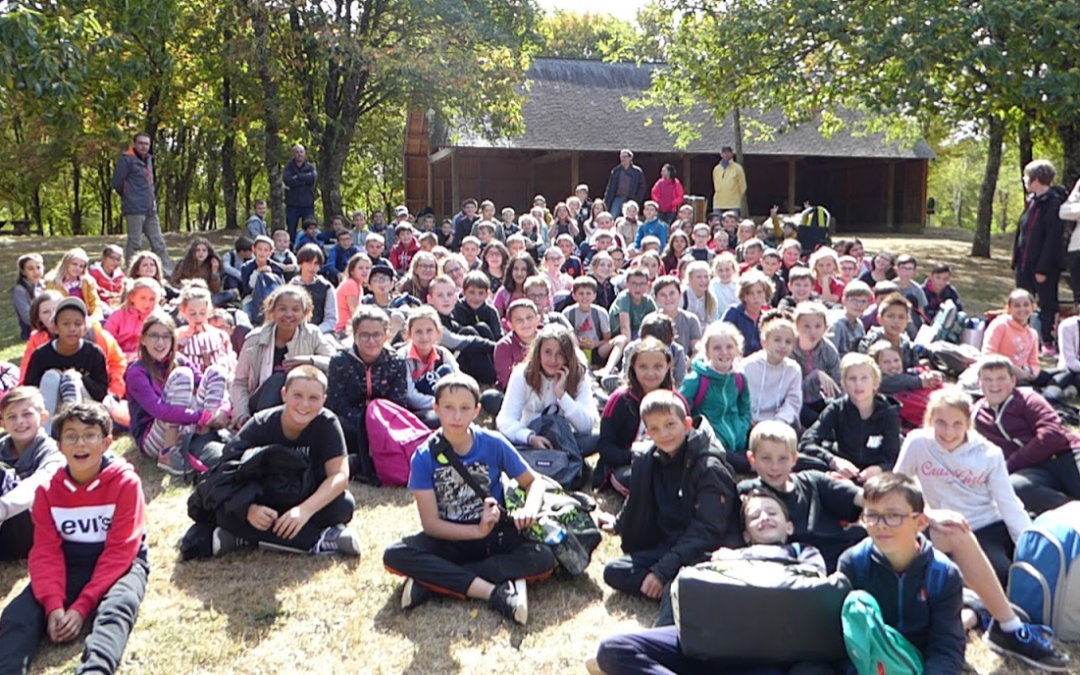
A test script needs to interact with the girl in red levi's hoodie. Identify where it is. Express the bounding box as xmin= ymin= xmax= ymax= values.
xmin=0 ymin=402 xmax=147 ymax=675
